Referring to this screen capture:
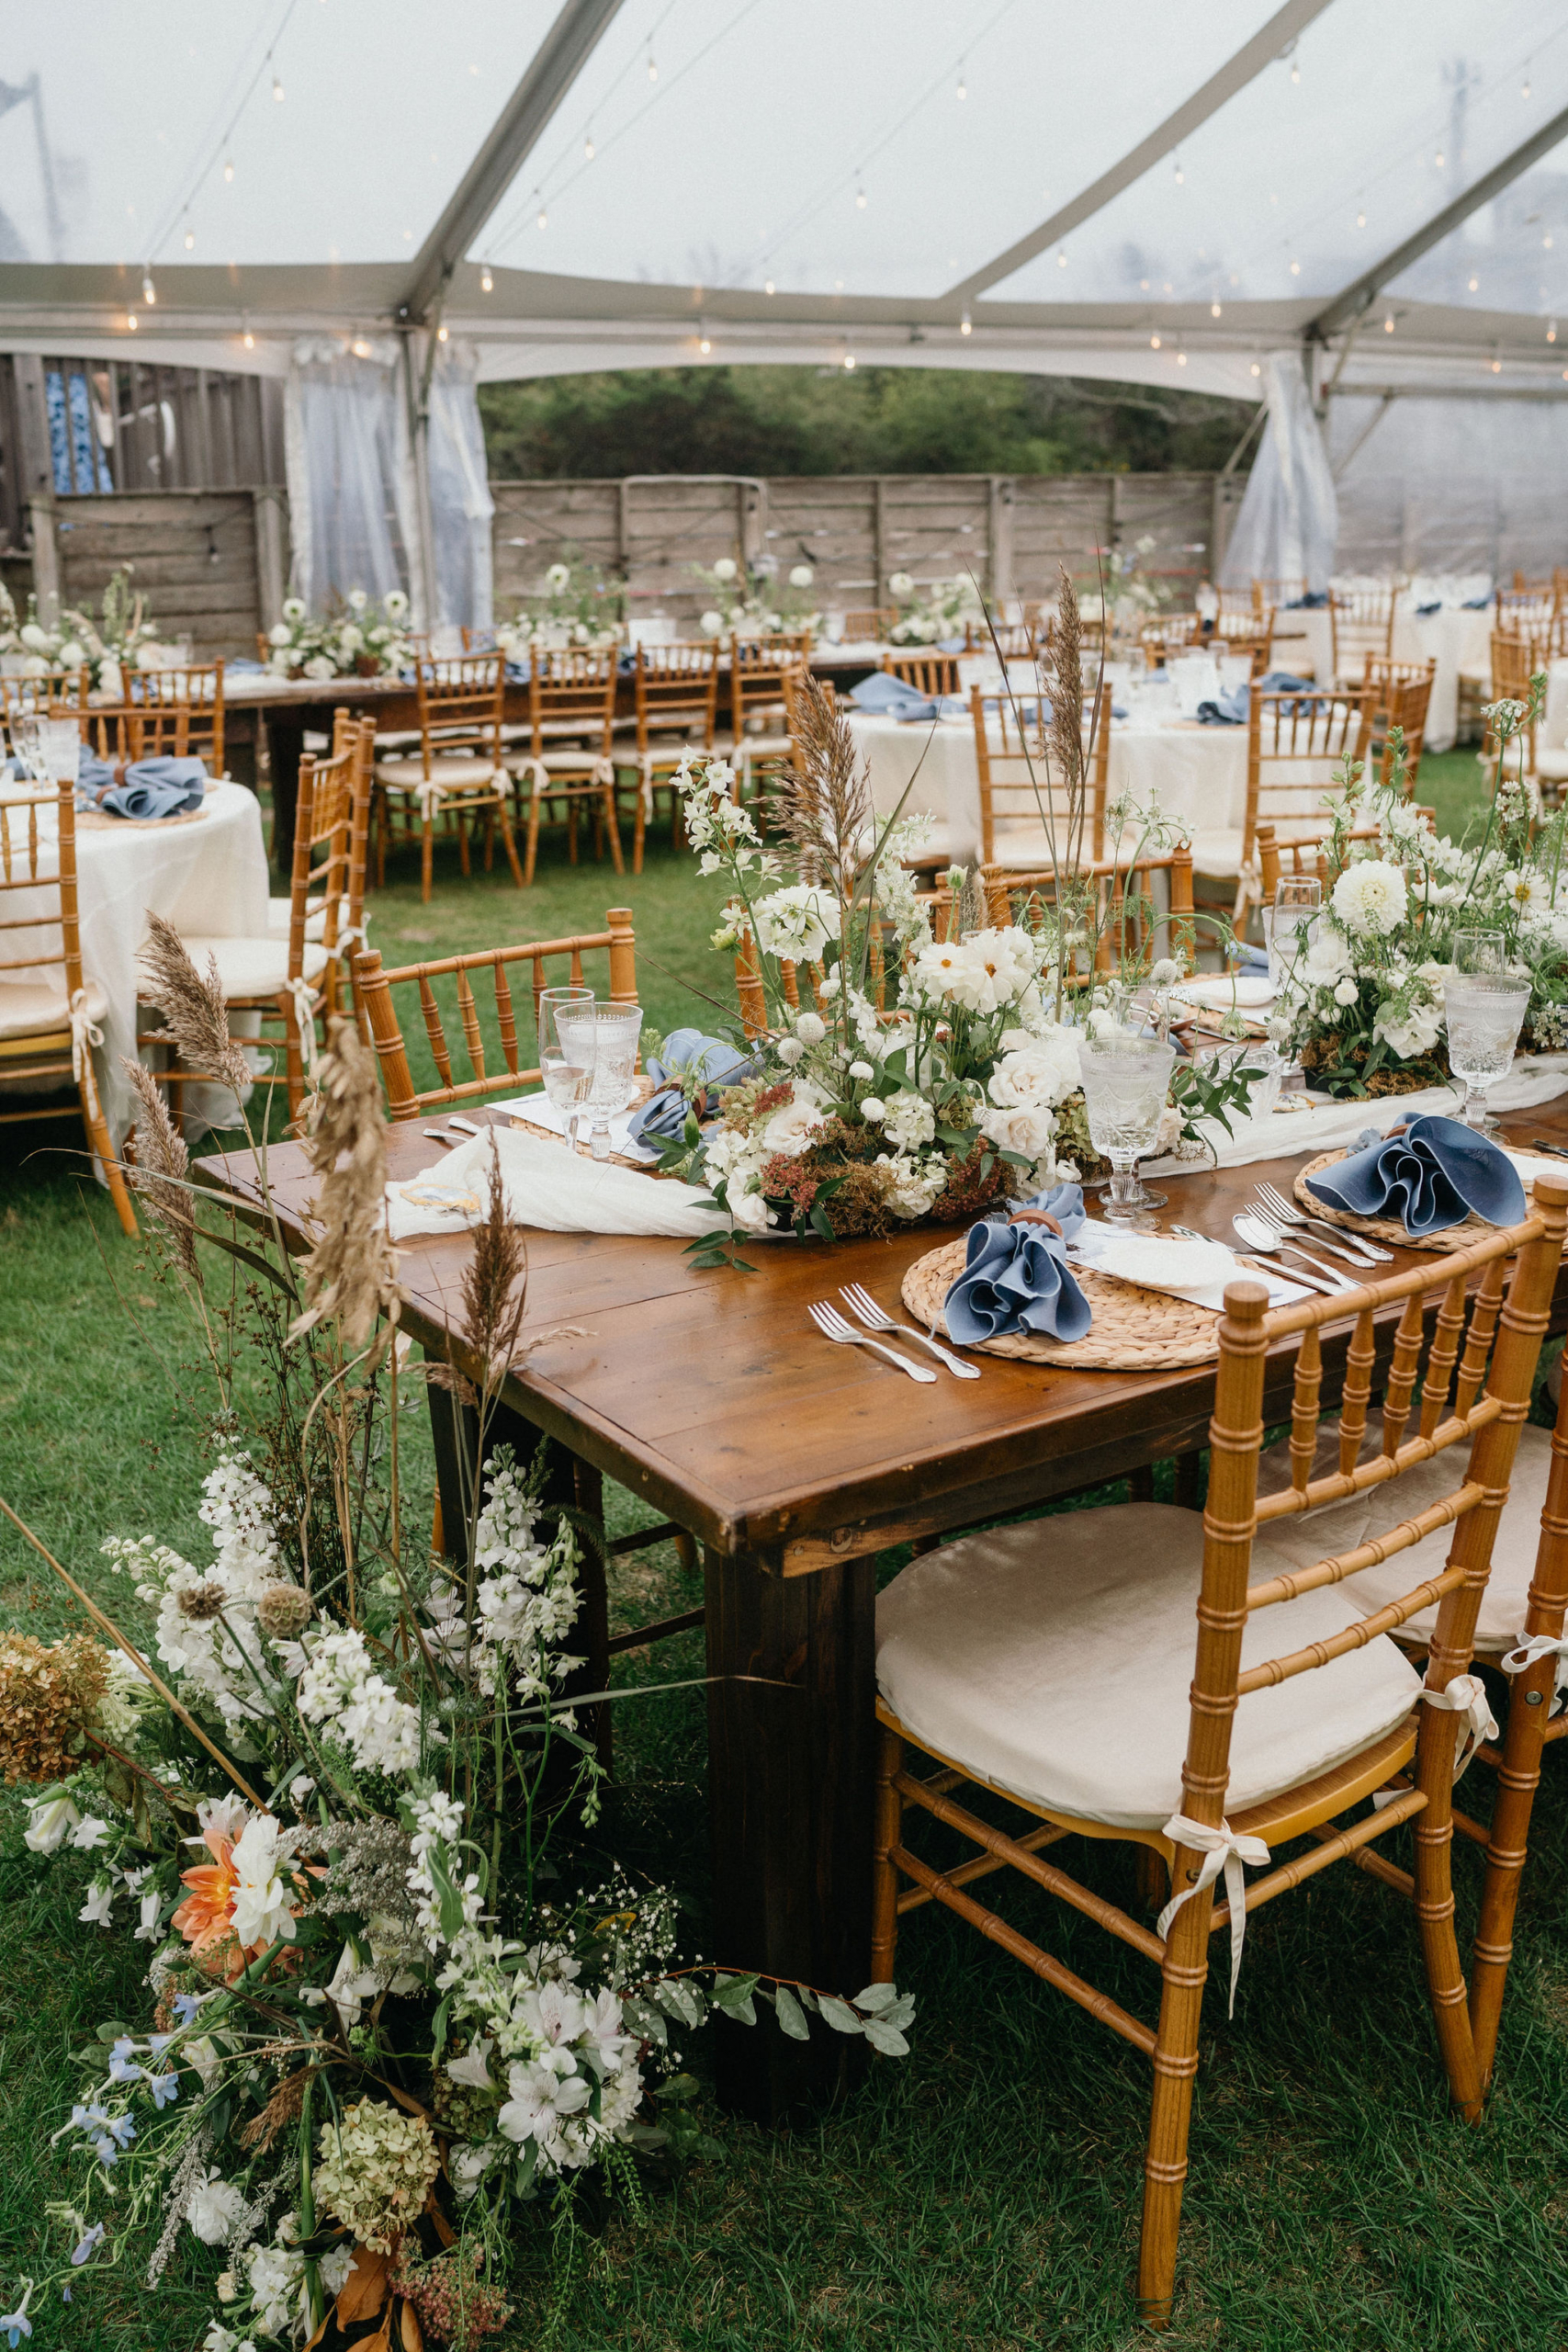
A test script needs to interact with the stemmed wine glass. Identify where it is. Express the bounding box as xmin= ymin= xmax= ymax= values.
xmin=1079 ymin=1035 xmax=1177 ymax=1228
xmin=1443 ymin=972 xmax=1529 ymax=1134
xmin=538 ymin=986 xmax=596 ymax=1153
xmin=1264 ymin=876 xmax=1321 ymax=990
